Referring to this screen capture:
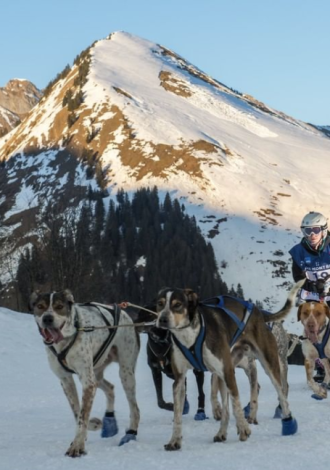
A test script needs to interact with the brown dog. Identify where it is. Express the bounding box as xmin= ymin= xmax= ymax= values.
xmin=155 ymin=281 xmax=302 ymax=450
xmin=297 ymin=301 xmax=330 ymax=399
xmin=211 ymin=320 xmax=289 ymax=424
